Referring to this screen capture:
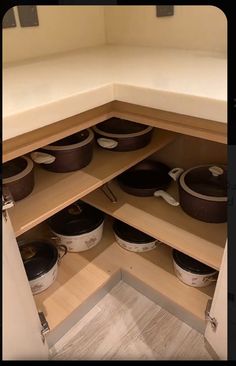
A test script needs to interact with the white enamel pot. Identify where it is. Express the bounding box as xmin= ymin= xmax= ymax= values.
xmin=19 ymin=240 xmax=67 ymax=295
xmin=51 ymin=221 xmax=104 ymax=252
xmin=48 ymin=201 xmax=105 ymax=252
xmin=113 ymin=219 xmax=158 ymax=253
xmin=172 ymin=249 xmax=218 ymax=288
